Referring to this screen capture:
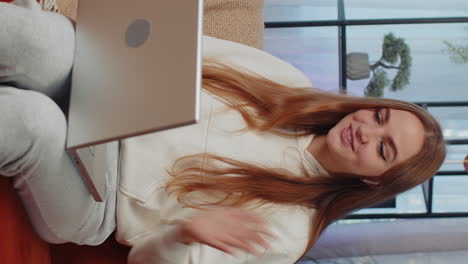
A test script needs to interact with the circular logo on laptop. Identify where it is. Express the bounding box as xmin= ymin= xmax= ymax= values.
xmin=125 ymin=19 xmax=151 ymax=48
